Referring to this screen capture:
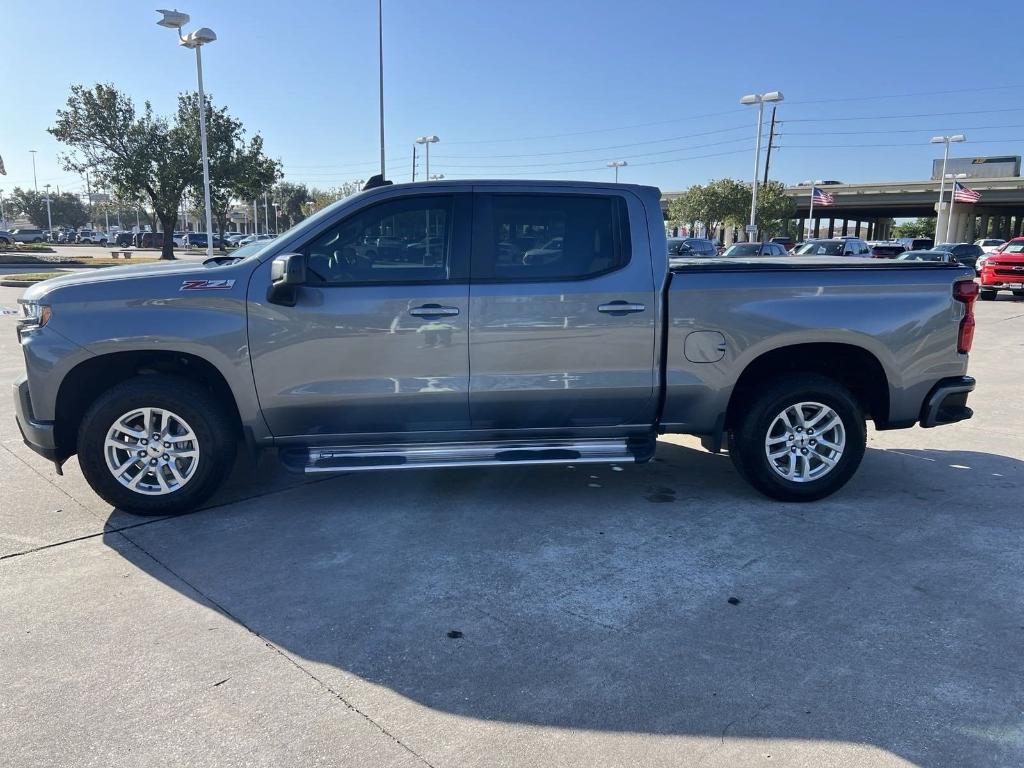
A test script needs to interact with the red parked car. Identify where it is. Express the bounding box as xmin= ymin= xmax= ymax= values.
xmin=979 ymin=237 xmax=1024 ymax=300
